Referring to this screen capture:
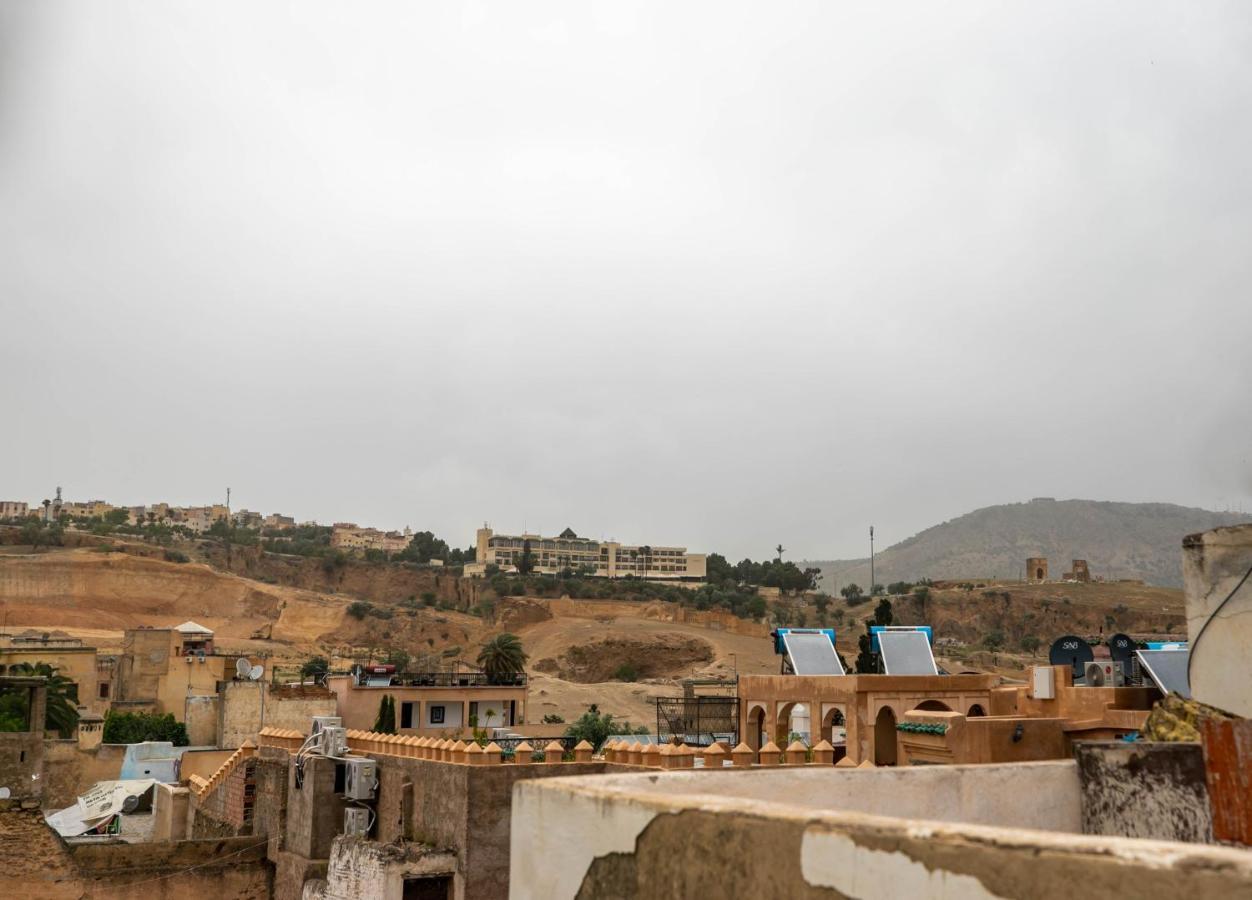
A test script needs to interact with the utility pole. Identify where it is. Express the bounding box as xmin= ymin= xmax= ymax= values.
xmin=869 ymin=526 xmax=875 ymax=596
